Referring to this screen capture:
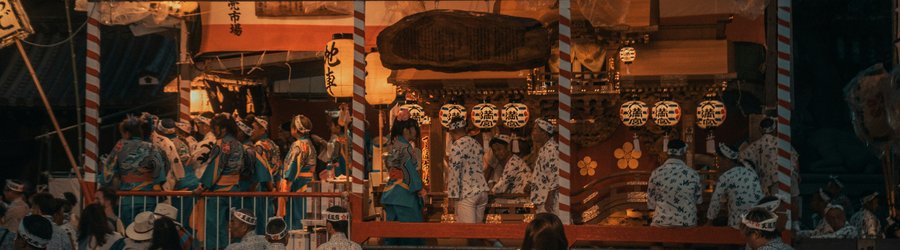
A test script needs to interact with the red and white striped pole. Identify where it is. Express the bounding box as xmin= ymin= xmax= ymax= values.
xmin=178 ymin=20 xmax=191 ymax=122
xmin=557 ymin=0 xmax=573 ymax=224
xmin=350 ymin=0 xmax=367 ymax=194
xmin=83 ymin=3 xmax=101 ymax=196
xmin=776 ymin=0 xmax=793 ymax=232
